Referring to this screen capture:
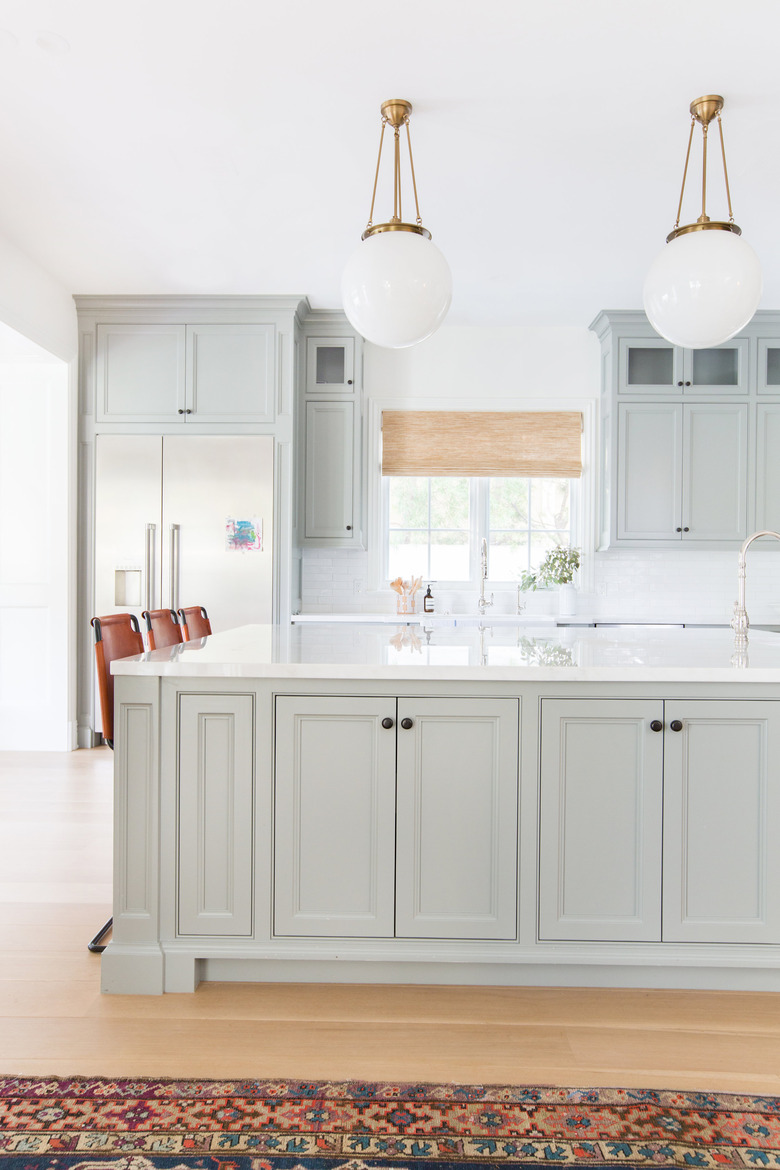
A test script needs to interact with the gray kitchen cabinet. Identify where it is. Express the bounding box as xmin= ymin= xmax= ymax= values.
xmin=662 ymin=700 xmax=780 ymax=945
xmin=539 ymin=697 xmax=780 ymax=945
xmin=618 ymin=401 xmax=748 ymax=541
xmin=299 ymin=320 xmax=363 ymax=547
xmin=591 ymin=309 xmax=778 ymax=549
xmin=756 ymin=404 xmax=780 ymax=531
xmin=273 ymin=694 xmax=519 ymax=941
xmin=177 ymin=692 xmax=255 ymax=937
xmin=306 ymin=336 xmax=355 ymax=393
xmin=618 ymin=336 xmax=748 ymax=395
xmin=304 ymin=400 xmax=358 ymax=540
xmin=96 ymin=320 xmax=276 ymax=424
xmin=539 ymin=698 xmax=664 ymax=942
